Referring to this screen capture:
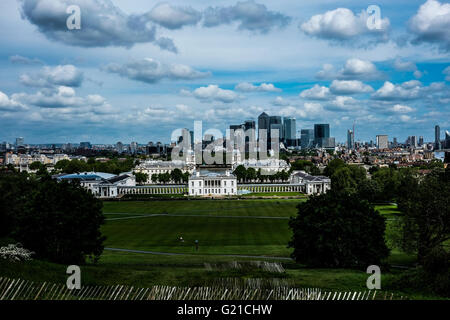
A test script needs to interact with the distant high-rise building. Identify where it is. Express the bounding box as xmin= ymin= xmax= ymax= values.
xmin=257 ymin=112 xmax=270 ymax=133
xmin=411 ymin=136 xmax=418 ymax=148
xmin=130 ymin=141 xmax=138 ymax=154
xmin=376 ymin=135 xmax=388 ymax=149
xmin=314 ymin=124 xmax=333 ymax=148
xmin=300 ymin=129 xmax=314 ymax=149
xmin=393 ymin=137 xmax=398 ymax=148
xmin=347 ymin=129 xmax=354 ymax=150
xmin=283 ymin=117 xmax=296 ymax=146
xmin=116 ymin=141 xmax=124 ymax=153
xmin=419 ymin=136 xmax=424 ymax=146
xmin=79 ymin=141 xmax=92 ymax=149
xmin=15 ymin=137 xmax=24 ymax=147
xmin=244 ymin=120 xmax=255 ymax=131
xmin=446 ymin=130 xmax=450 ymax=149
xmin=269 ymin=116 xmax=282 ymax=142
xmin=435 ymin=125 xmax=441 ymax=150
